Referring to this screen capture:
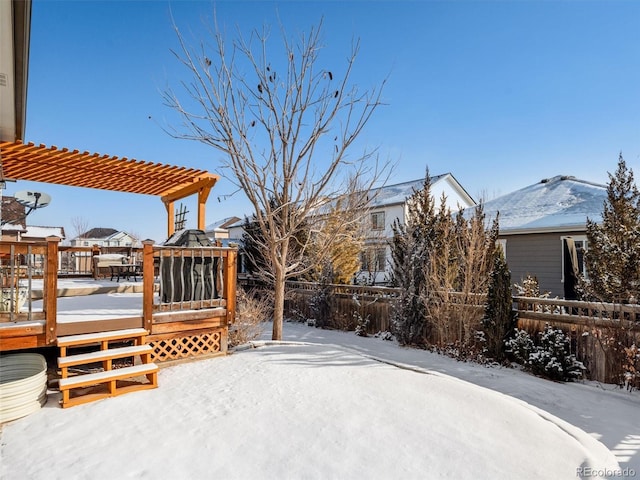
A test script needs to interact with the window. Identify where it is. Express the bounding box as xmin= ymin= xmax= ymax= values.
xmin=361 ymin=247 xmax=386 ymax=272
xmin=371 ymin=211 xmax=385 ymax=231
xmin=561 ymin=236 xmax=587 ymax=280
xmin=496 ymin=239 xmax=507 ymax=260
